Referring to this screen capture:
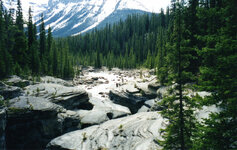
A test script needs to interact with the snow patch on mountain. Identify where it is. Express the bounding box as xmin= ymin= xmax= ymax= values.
xmin=2 ymin=0 xmax=170 ymax=36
